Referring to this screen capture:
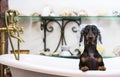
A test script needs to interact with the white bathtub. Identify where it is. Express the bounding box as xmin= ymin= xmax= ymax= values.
xmin=0 ymin=54 xmax=120 ymax=77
